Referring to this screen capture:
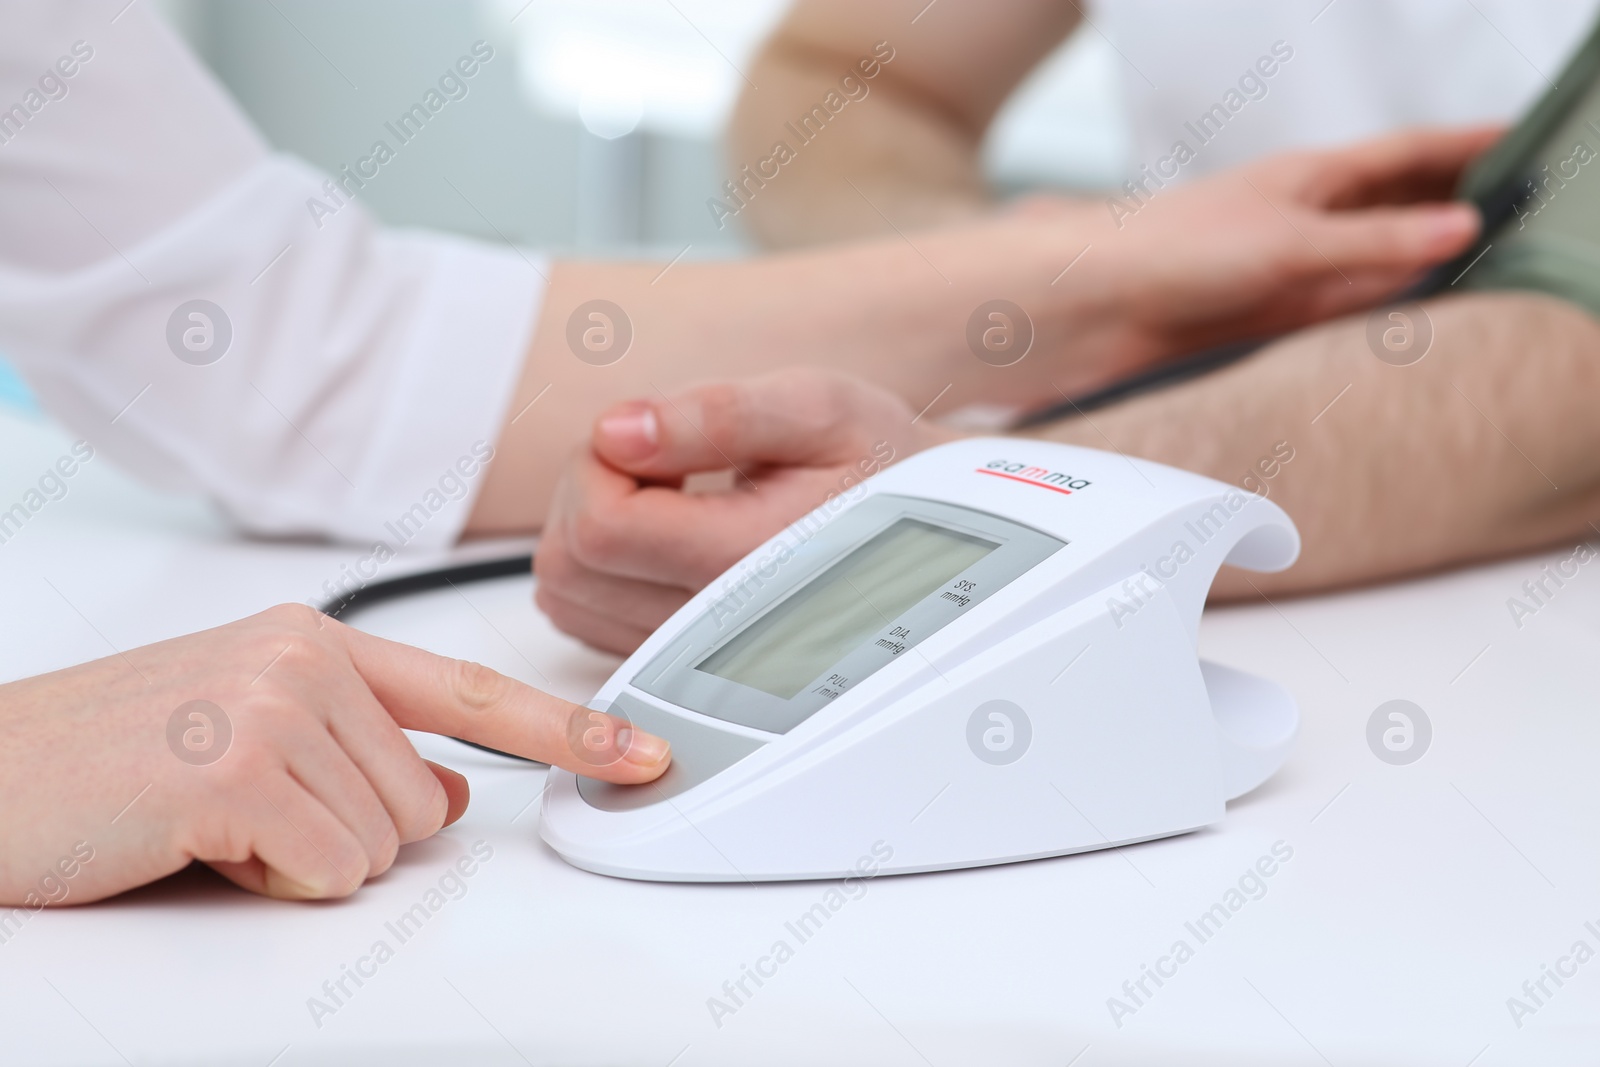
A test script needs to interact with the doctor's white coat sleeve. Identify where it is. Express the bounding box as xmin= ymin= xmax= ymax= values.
xmin=0 ymin=1 xmax=544 ymax=548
